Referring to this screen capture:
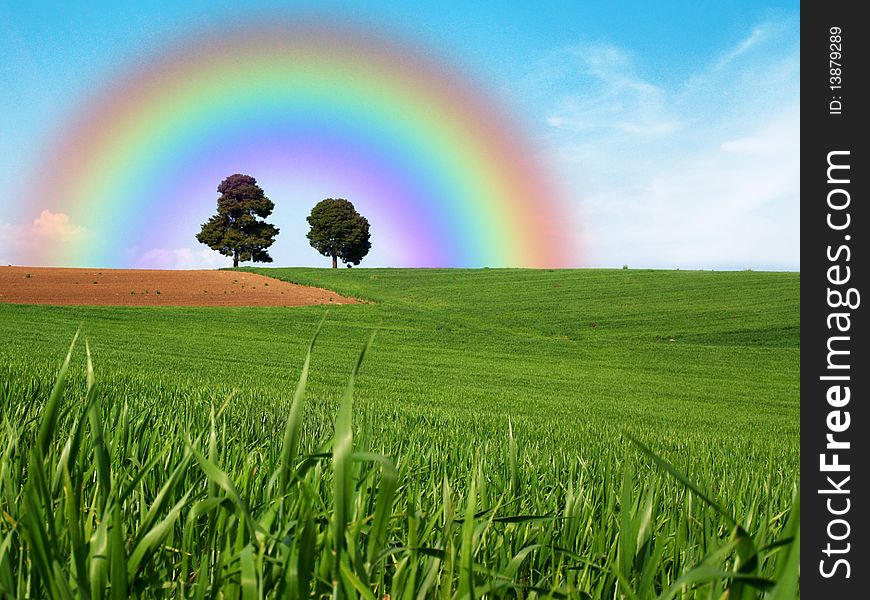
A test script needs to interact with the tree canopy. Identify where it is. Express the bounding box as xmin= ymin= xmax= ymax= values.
xmin=196 ymin=174 xmax=279 ymax=268
xmin=306 ymin=198 xmax=371 ymax=268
